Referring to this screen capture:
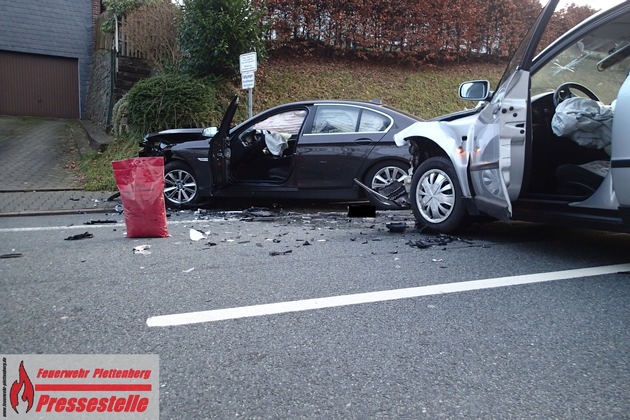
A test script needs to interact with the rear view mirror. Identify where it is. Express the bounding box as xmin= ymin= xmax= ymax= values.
xmin=459 ymin=80 xmax=490 ymax=101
